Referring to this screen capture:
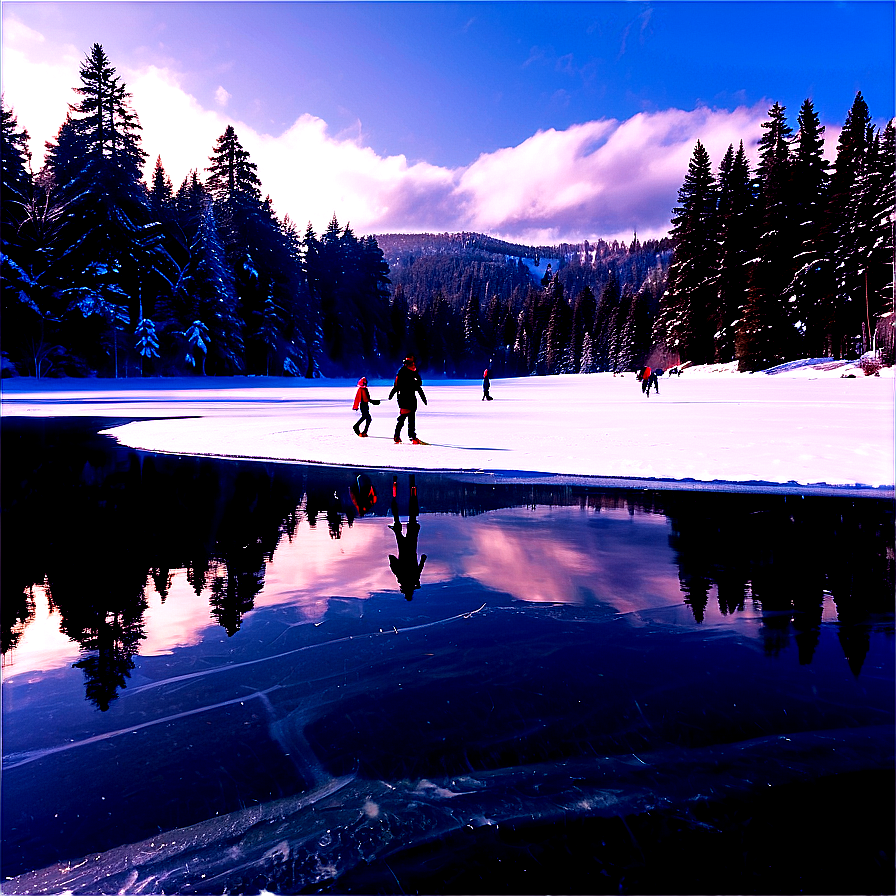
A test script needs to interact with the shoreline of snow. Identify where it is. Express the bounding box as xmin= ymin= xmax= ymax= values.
xmin=2 ymin=366 xmax=893 ymax=496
